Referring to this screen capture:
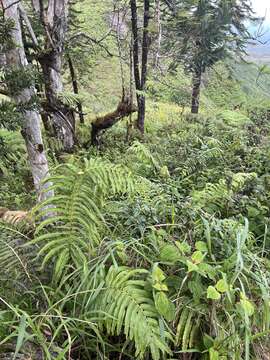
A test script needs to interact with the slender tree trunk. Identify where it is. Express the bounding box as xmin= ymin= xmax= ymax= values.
xmin=130 ymin=0 xmax=150 ymax=134
xmin=2 ymin=0 xmax=53 ymax=202
xmin=154 ymin=0 xmax=162 ymax=69
xmin=0 ymin=50 xmax=5 ymax=68
xmin=138 ymin=0 xmax=150 ymax=133
xmin=130 ymin=0 xmax=141 ymax=91
xmin=130 ymin=0 xmax=143 ymax=133
xmin=191 ymin=68 xmax=202 ymax=114
xmin=67 ymin=55 xmax=84 ymax=124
